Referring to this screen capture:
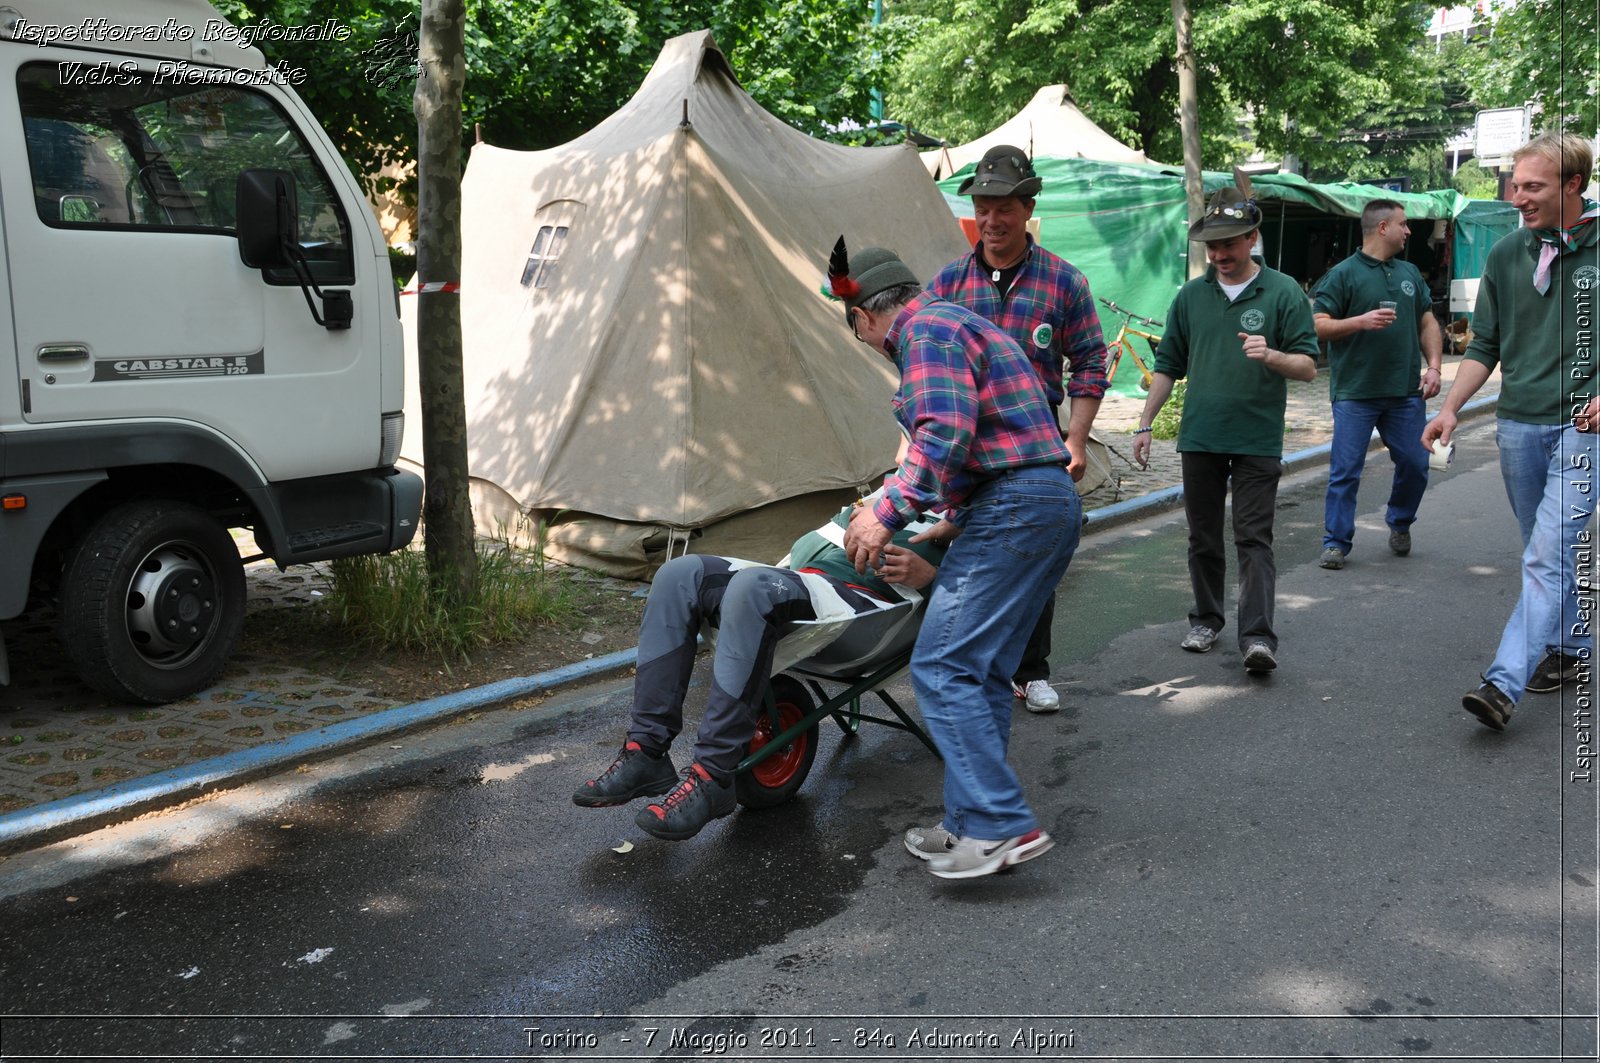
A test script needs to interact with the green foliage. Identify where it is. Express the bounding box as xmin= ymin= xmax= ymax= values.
xmin=883 ymin=0 xmax=1241 ymax=162
xmin=1298 ymin=36 xmax=1474 ymax=188
xmin=1152 ymin=380 xmax=1185 ymax=441
xmin=324 ymin=542 xmax=574 ymax=659
xmin=212 ymin=0 xmax=421 ymax=196
xmin=387 ymin=245 xmax=416 ymax=289
xmin=214 ymin=0 xmax=882 ymax=205
xmin=1453 ymin=161 xmax=1501 ymax=199
xmin=1201 ymin=0 xmax=1435 ymax=171
xmin=886 ymin=0 xmax=1445 ymax=174
xmin=1462 ymin=0 xmax=1598 ymax=135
